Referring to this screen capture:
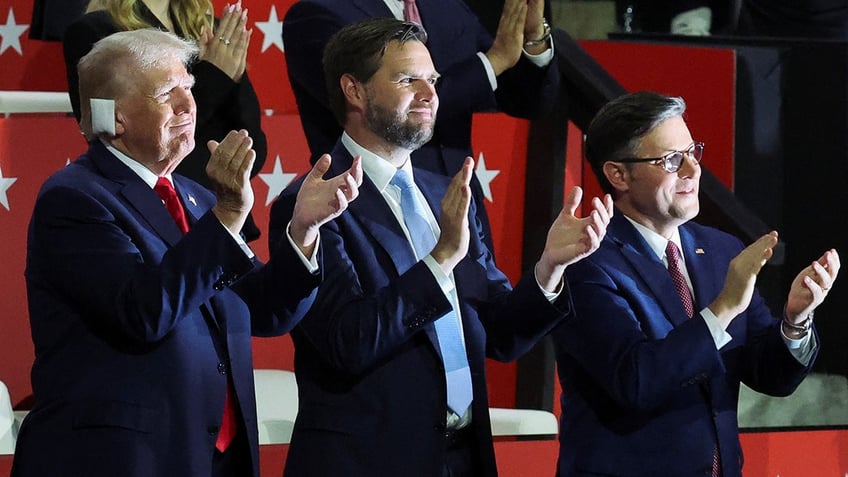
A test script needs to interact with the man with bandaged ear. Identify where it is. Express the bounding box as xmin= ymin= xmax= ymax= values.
xmin=12 ymin=28 xmax=362 ymax=477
